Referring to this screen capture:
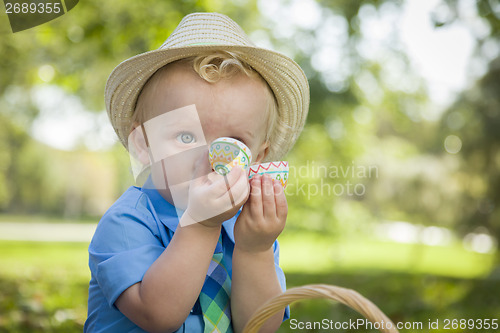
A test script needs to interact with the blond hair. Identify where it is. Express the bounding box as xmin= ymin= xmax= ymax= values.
xmin=132 ymin=51 xmax=278 ymax=147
